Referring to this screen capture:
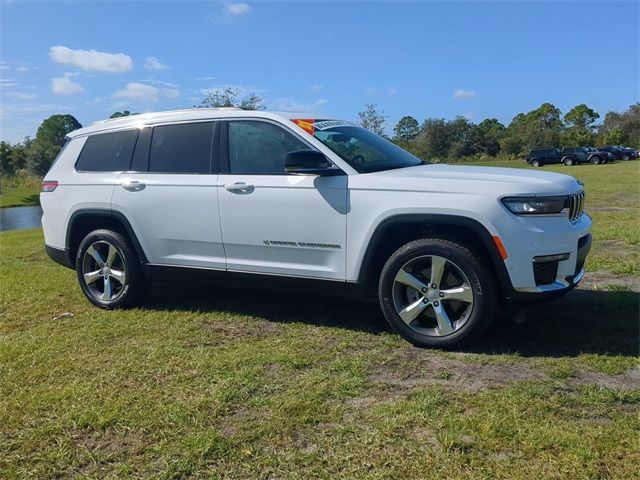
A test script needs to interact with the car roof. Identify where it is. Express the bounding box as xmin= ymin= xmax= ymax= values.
xmin=67 ymin=108 xmax=324 ymax=139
